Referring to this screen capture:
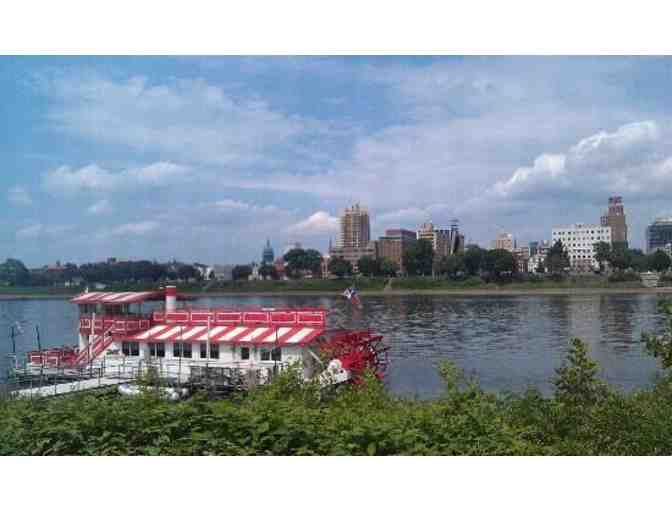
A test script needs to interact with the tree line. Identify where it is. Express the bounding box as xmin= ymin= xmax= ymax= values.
xmin=0 ymin=258 xmax=201 ymax=287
